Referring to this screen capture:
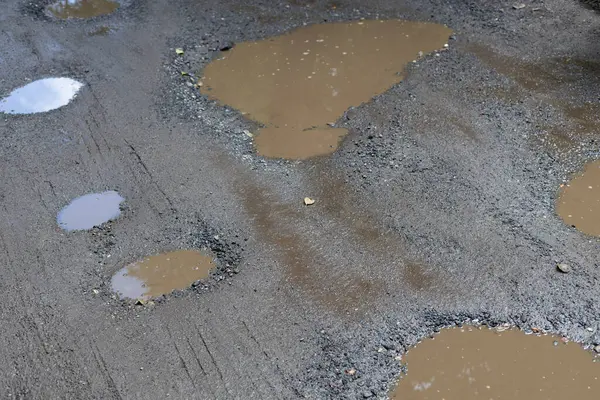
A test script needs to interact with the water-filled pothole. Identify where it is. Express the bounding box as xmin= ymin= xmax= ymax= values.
xmin=111 ymin=250 xmax=215 ymax=300
xmin=0 ymin=78 xmax=83 ymax=114
xmin=391 ymin=326 xmax=600 ymax=399
xmin=47 ymin=0 xmax=119 ymax=19
xmin=557 ymin=160 xmax=600 ymax=236
xmin=57 ymin=191 xmax=124 ymax=231
xmin=200 ymin=20 xmax=451 ymax=159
